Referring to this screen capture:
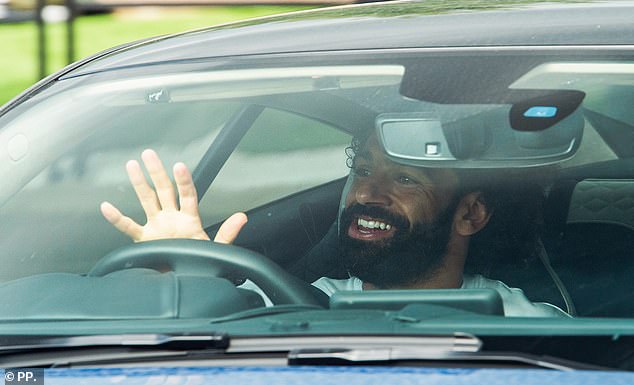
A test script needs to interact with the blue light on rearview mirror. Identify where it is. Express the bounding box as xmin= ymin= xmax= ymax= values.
xmin=524 ymin=106 xmax=558 ymax=118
